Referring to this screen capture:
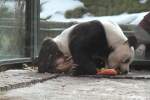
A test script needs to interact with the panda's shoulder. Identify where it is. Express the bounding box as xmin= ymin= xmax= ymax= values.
xmin=53 ymin=24 xmax=77 ymax=41
xmin=100 ymin=20 xmax=127 ymax=38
